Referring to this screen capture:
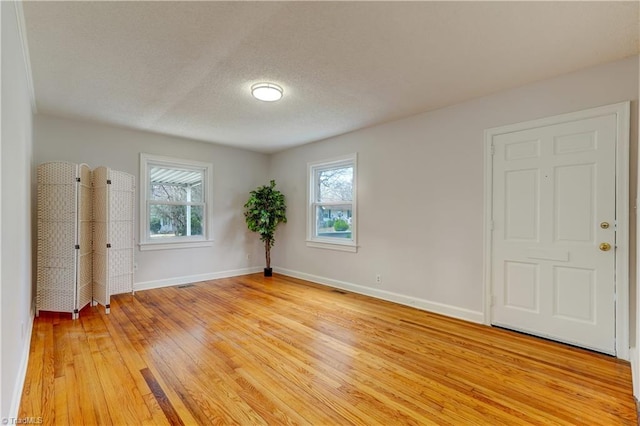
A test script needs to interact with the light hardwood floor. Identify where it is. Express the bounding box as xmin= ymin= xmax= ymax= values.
xmin=20 ymin=273 xmax=637 ymax=425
